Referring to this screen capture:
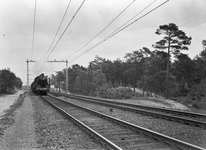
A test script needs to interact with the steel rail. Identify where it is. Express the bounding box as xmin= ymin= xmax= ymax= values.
xmin=41 ymin=96 xmax=123 ymax=150
xmin=49 ymin=92 xmax=206 ymax=128
xmin=50 ymin=92 xmax=206 ymax=118
xmin=44 ymin=95 xmax=205 ymax=150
